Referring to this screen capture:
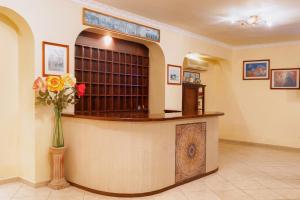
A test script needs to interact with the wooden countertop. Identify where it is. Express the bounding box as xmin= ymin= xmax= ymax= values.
xmin=62 ymin=111 xmax=224 ymax=122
